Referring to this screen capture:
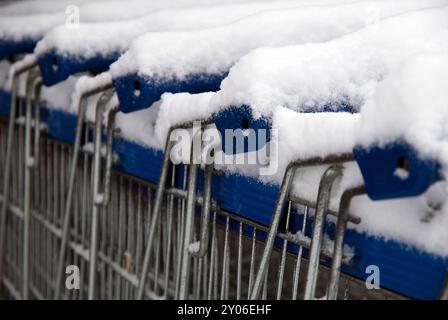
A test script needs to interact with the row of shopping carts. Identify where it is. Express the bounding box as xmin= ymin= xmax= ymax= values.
xmin=1 ymin=2 xmax=448 ymax=300
xmin=0 ymin=60 xmax=446 ymax=300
